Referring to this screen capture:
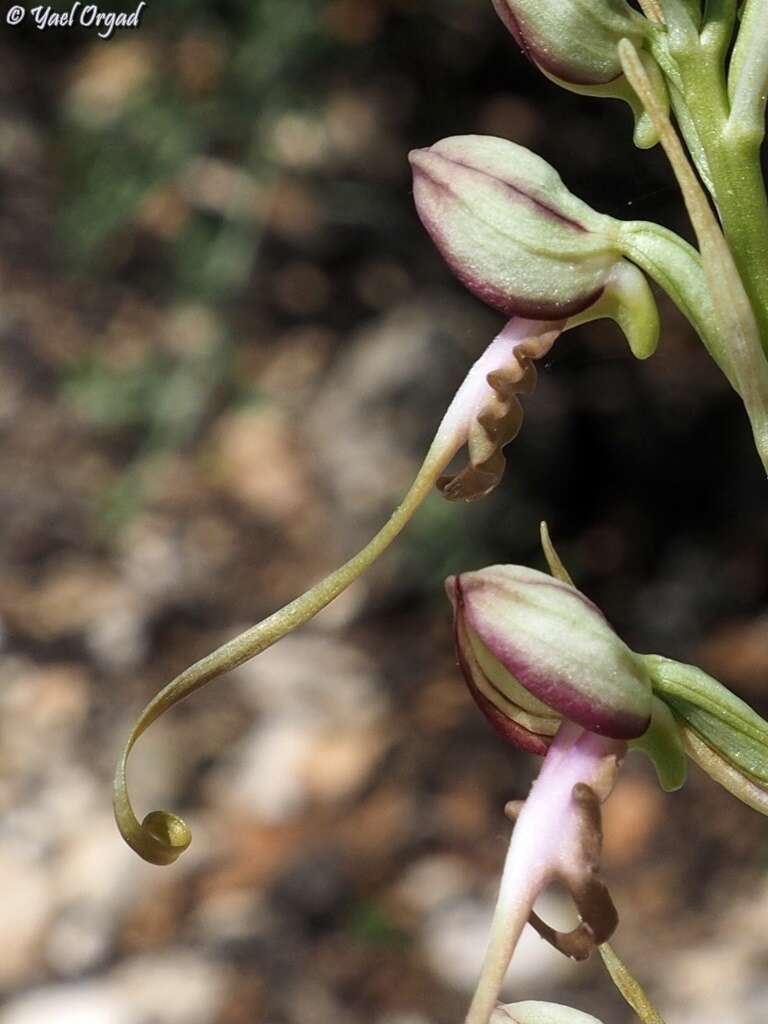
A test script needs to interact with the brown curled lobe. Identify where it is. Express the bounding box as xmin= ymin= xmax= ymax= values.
xmin=519 ymin=783 xmax=618 ymax=961
xmin=438 ymin=356 xmax=538 ymax=502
